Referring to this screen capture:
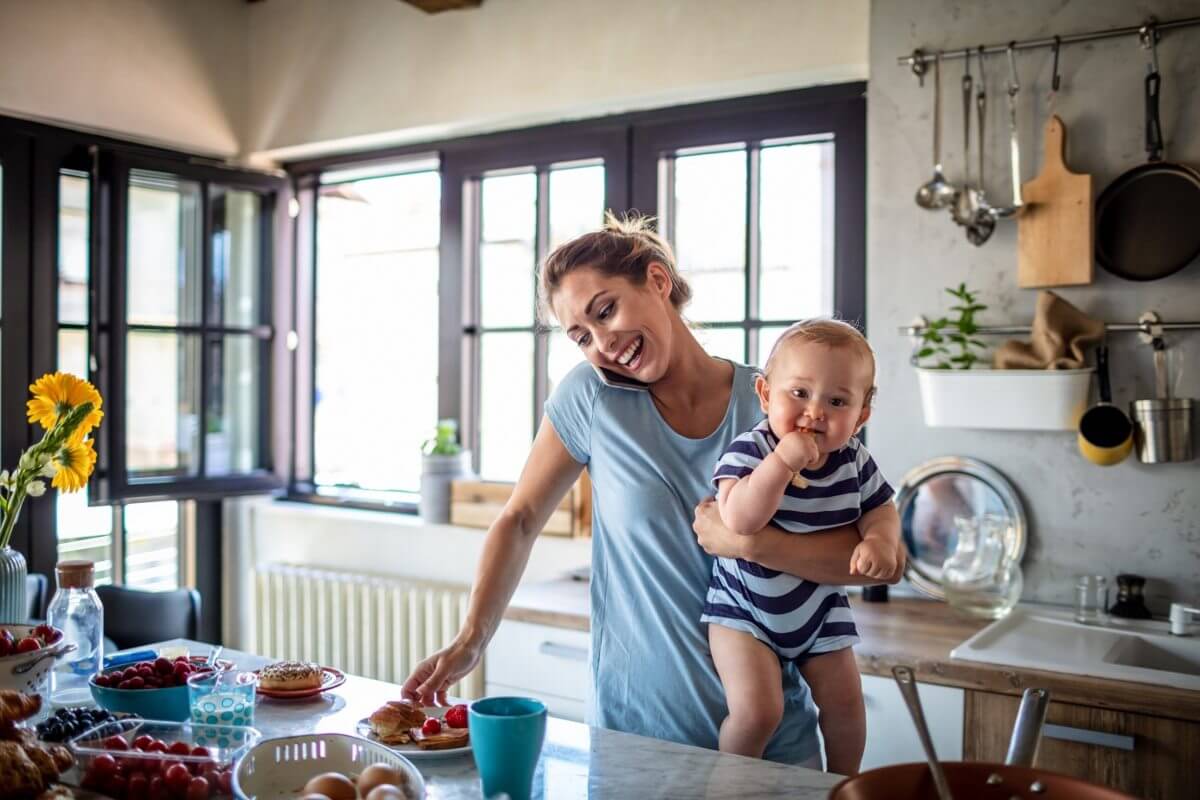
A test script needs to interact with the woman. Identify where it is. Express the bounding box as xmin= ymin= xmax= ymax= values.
xmin=402 ymin=214 xmax=904 ymax=765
